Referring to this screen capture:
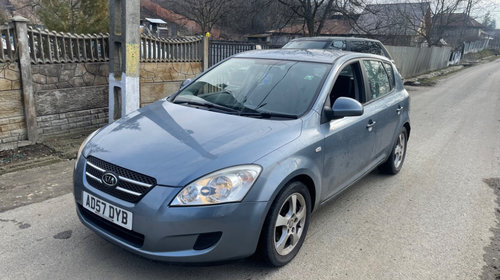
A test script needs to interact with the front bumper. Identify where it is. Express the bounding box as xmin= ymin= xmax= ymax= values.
xmin=73 ymin=156 xmax=269 ymax=263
